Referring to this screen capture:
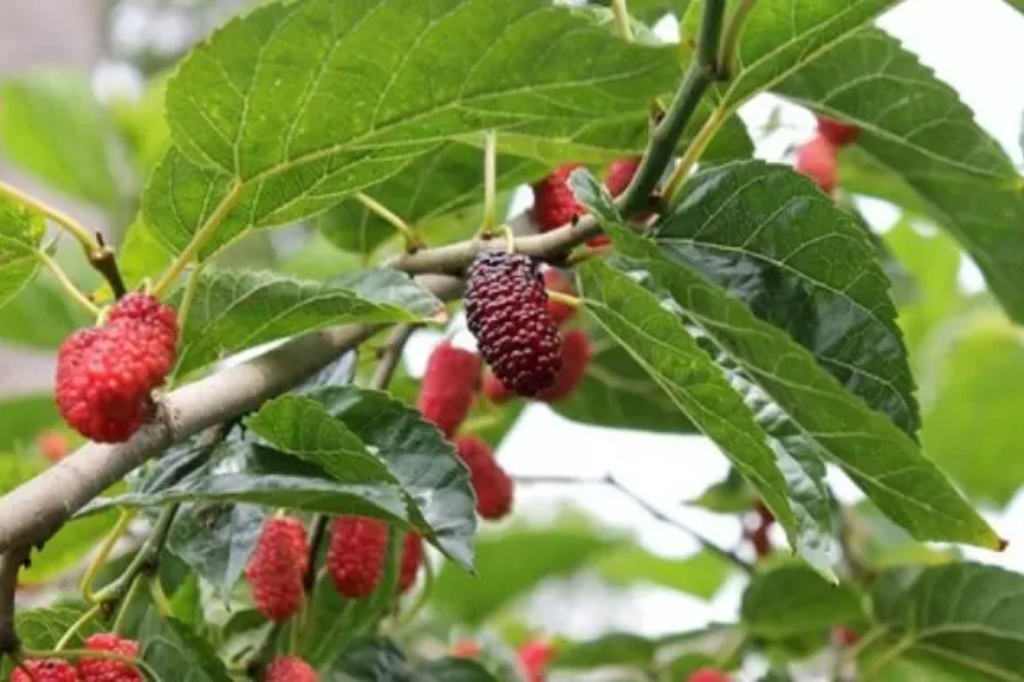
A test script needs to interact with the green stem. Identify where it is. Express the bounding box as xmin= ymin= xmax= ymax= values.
xmin=355 ymin=192 xmax=424 ymax=252
xmin=147 ymin=576 xmax=173 ymax=618
xmin=112 ymin=576 xmax=143 ymax=634
xmin=717 ymin=0 xmax=759 ymax=80
xmin=0 ymin=179 xmax=99 ymax=255
xmin=611 ymin=0 xmax=635 ymax=42
xmin=663 ymin=104 xmax=729 ymax=201
xmin=175 ymin=262 xmax=205 ymax=338
xmin=54 ymin=603 xmax=102 ymax=651
xmin=93 ymin=506 xmax=179 ymax=614
xmin=545 ymin=290 xmax=581 ymax=309
xmin=616 ymin=0 xmax=727 ymax=217
xmin=81 ymin=509 xmax=135 ymax=604
xmin=152 ymin=181 xmax=244 ymax=298
xmin=481 ymin=130 xmax=499 ymax=233
xmin=36 ymin=250 xmax=100 ymax=317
